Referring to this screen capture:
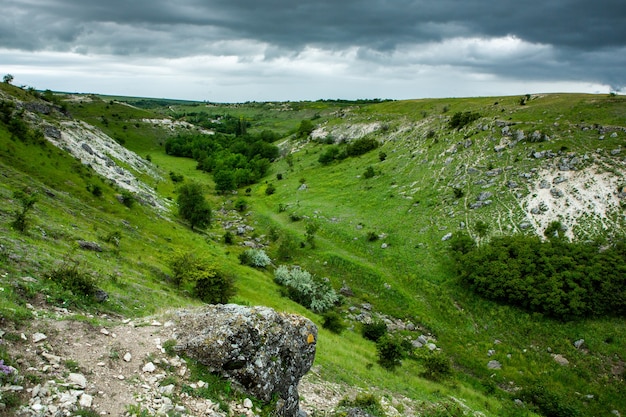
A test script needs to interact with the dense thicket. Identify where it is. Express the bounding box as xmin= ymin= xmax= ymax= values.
xmin=165 ymin=131 xmax=279 ymax=192
xmin=318 ymin=137 xmax=380 ymax=165
xmin=450 ymin=234 xmax=626 ymax=320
